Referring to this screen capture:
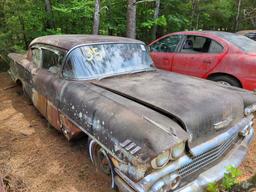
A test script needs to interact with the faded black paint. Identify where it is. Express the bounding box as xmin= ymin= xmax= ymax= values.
xmin=7 ymin=35 xmax=256 ymax=187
